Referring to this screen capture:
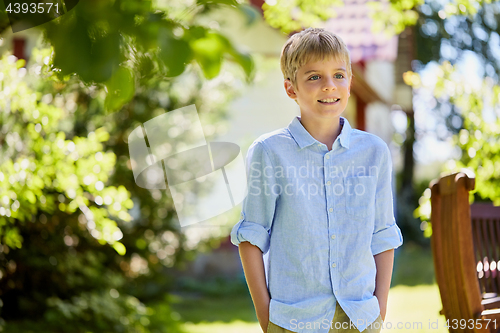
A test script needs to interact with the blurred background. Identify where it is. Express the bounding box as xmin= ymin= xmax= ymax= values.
xmin=0 ymin=0 xmax=499 ymax=332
